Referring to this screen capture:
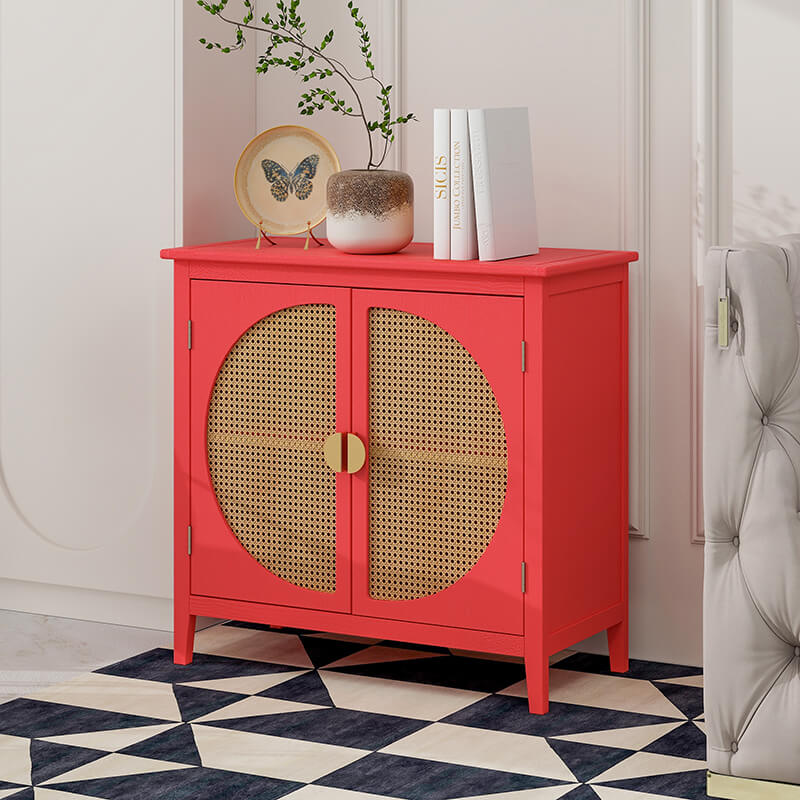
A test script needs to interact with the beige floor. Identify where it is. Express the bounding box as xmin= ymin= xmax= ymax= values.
xmin=0 ymin=609 xmax=220 ymax=705
xmin=0 ymin=609 xmax=573 ymax=707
